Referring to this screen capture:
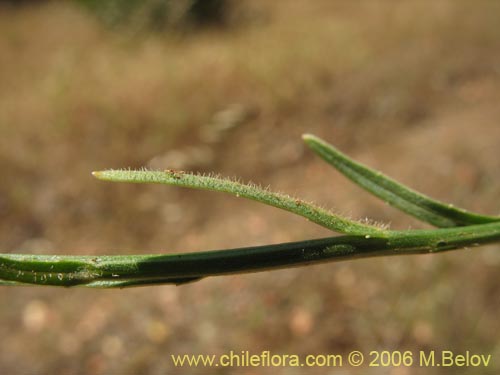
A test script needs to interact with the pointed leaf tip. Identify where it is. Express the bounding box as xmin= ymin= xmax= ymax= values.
xmin=302 ymin=133 xmax=318 ymax=143
xmin=92 ymin=171 xmax=111 ymax=180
